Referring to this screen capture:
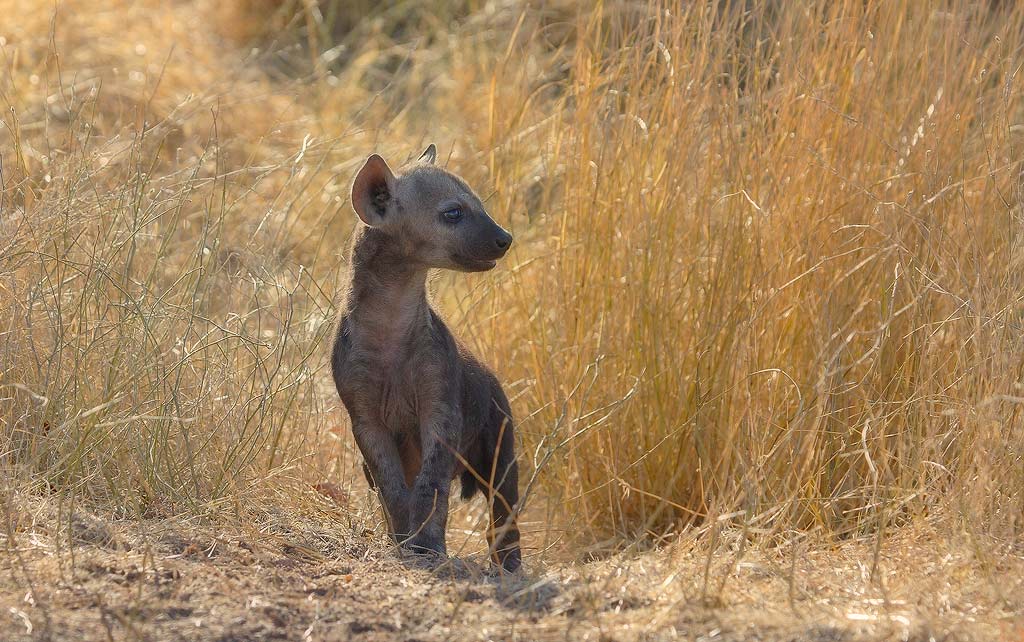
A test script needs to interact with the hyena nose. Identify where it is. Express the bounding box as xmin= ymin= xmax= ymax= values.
xmin=495 ymin=231 xmax=513 ymax=252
